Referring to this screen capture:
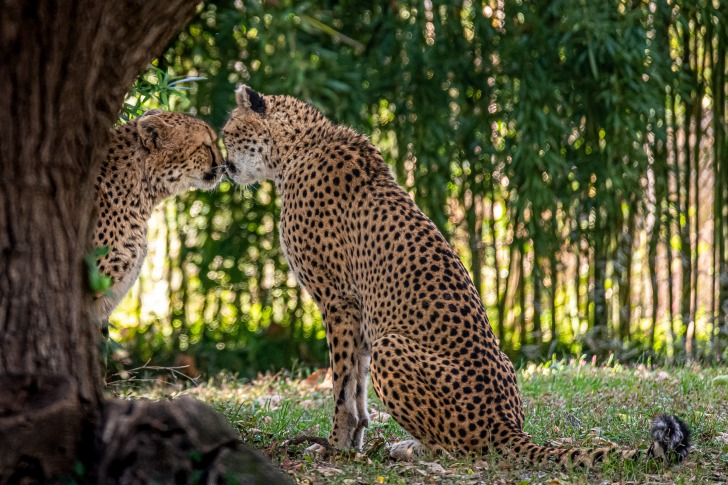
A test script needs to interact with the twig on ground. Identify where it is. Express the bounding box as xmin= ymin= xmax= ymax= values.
xmin=106 ymin=359 xmax=199 ymax=386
